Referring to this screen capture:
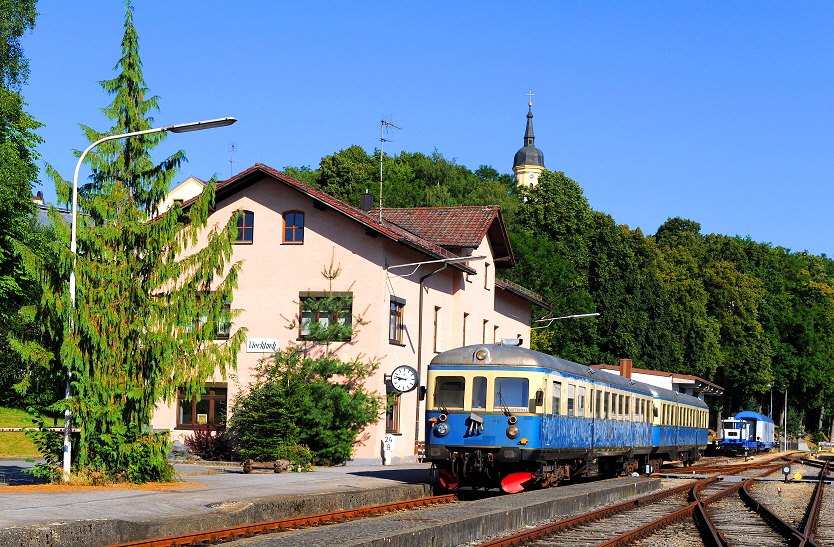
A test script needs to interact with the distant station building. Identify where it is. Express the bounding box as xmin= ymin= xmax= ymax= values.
xmin=512 ymin=93 xmax=545 ymax=187
xmin=590 ymin=360 xmax=724 ymax=402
